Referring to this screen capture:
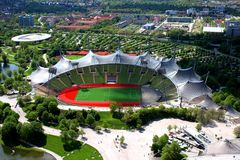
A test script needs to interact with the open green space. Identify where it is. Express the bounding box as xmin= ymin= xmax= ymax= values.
xmin=0 ymin=134 xmax=102 ymax=160
xmin=65 ymin=55 xmax=84 ymax=60
xmin=75 ymin=87 xmax=142 ymax=102
xmin=97 ymin=111 xmax=128 ymax=129
xmin=43 ymin=135 xmax=103 ymax=160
